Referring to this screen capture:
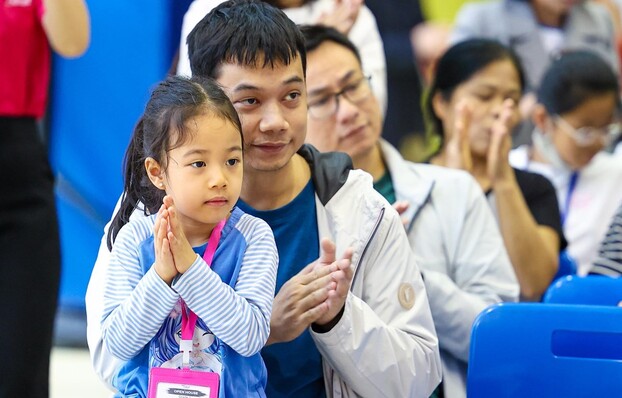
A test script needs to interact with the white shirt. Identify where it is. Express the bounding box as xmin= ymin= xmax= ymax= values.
xmin=510 ymin=146 xmax=622 ymax=275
